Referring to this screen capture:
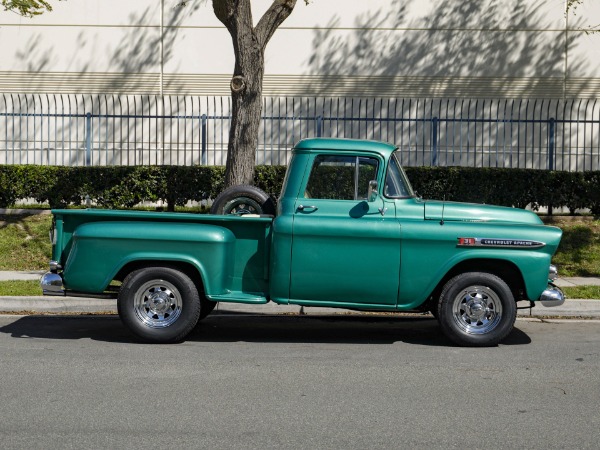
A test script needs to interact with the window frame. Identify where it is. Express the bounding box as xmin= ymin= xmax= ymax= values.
xmin=303 ymin=154 xmax=381 ymax=201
